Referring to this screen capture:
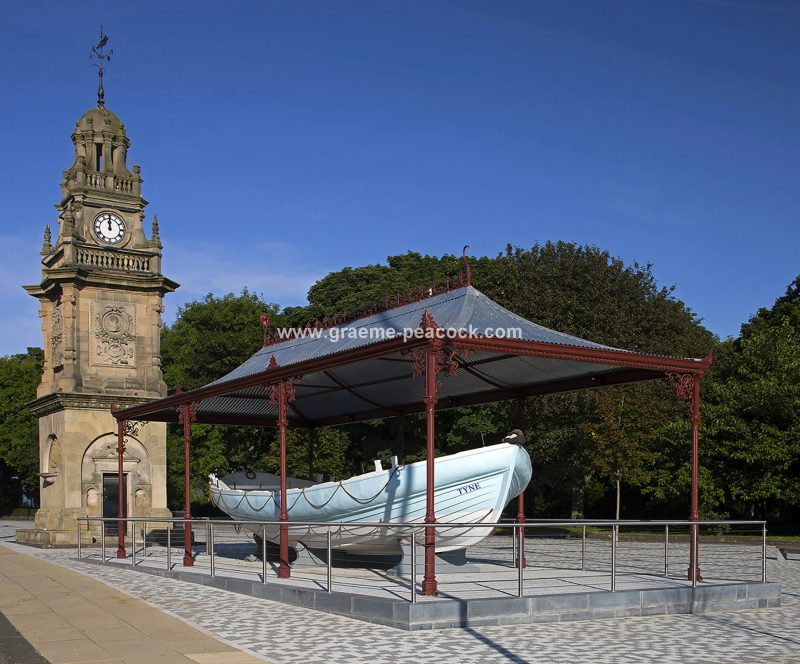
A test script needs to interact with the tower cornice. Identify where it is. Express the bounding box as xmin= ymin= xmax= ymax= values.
xmin=23 ymin=269 xmax=179 ymax=298
xmin=27 ymin=393 xmax=162 ymax=418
